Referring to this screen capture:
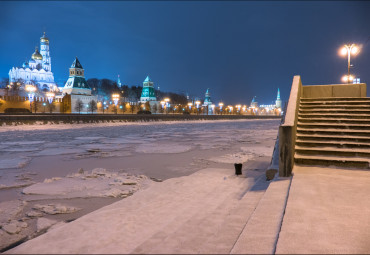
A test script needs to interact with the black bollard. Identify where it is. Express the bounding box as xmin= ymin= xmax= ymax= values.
xmin=234 ymin=163 xmax=242 ymax=175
